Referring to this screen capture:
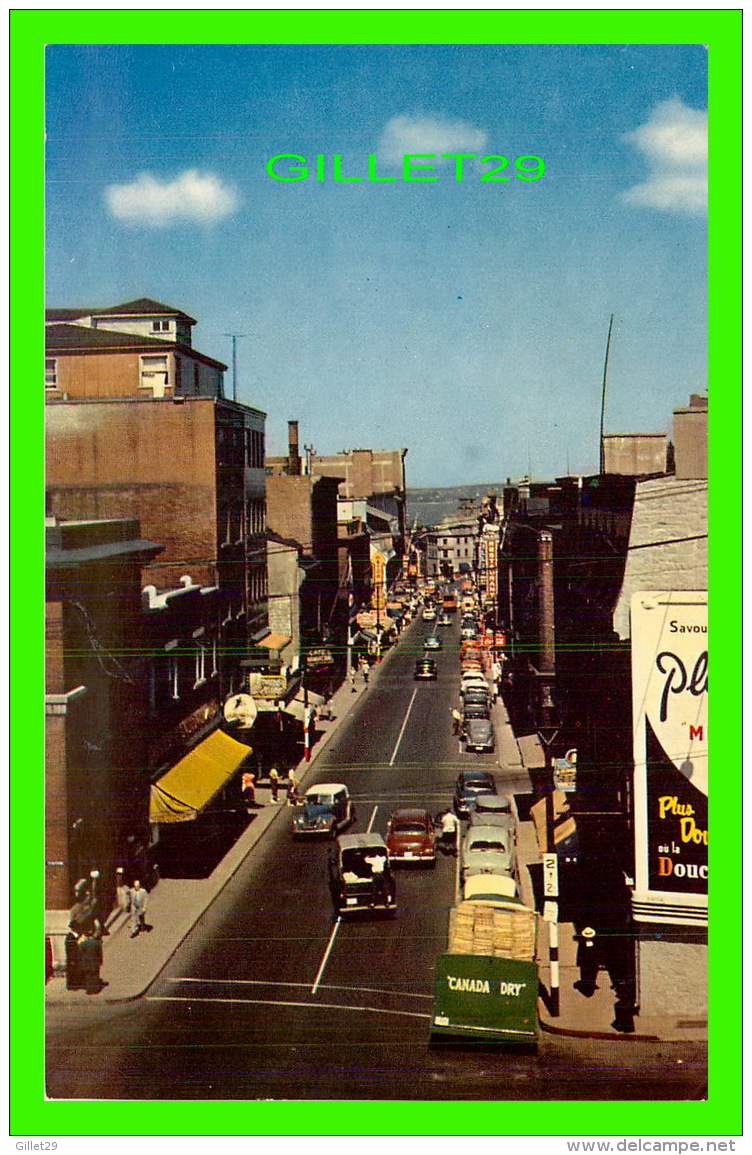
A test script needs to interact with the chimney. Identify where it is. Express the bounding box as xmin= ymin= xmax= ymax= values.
xmin=287 ymin=420 xmax=301 ymax=476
